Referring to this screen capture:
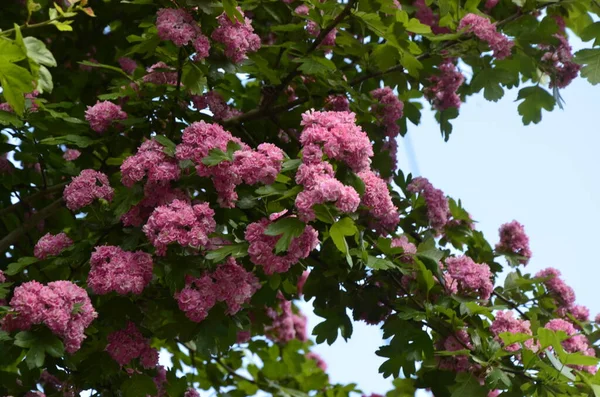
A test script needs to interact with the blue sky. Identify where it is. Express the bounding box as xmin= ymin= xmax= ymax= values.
xmin=298 ymin=36 xmax=600 ymax=395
